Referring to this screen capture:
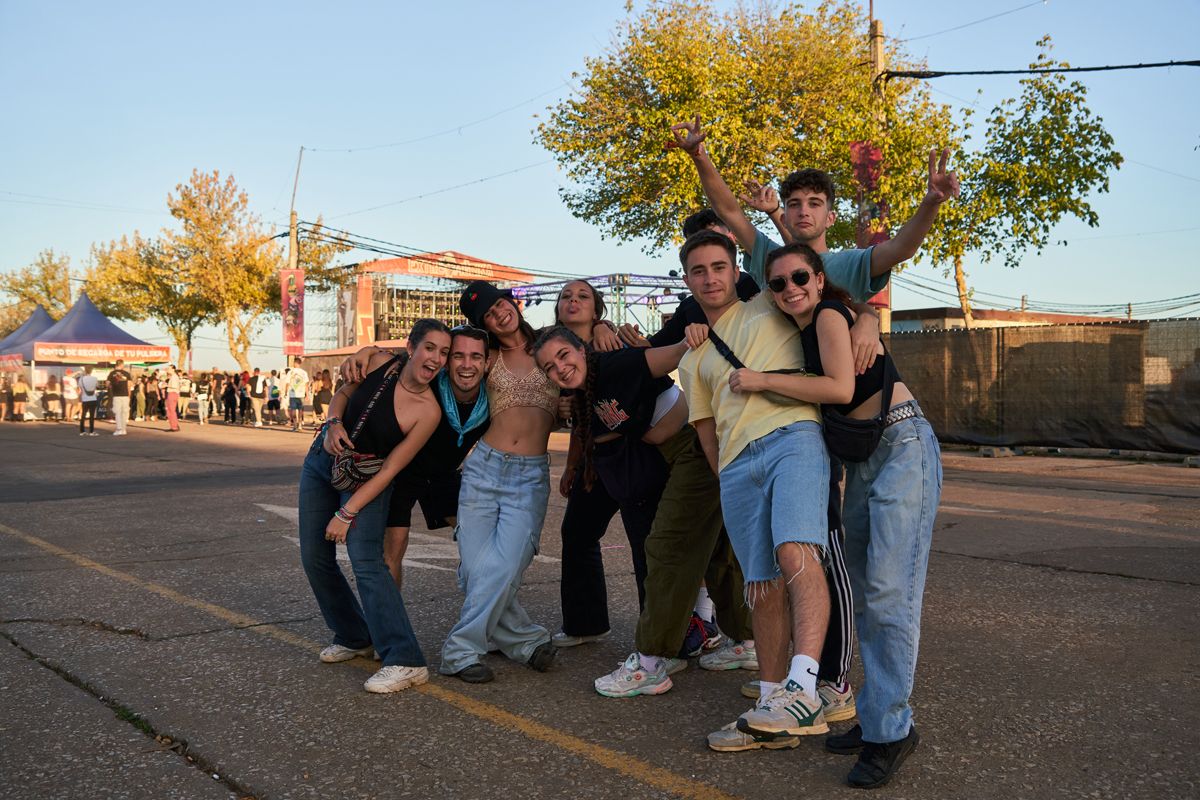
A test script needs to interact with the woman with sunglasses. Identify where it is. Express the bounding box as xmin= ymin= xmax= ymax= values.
xmin=690 ymin=241 xmax=939 ymax=781
xmin=299 ymin=318 xmax=449 ymax=694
